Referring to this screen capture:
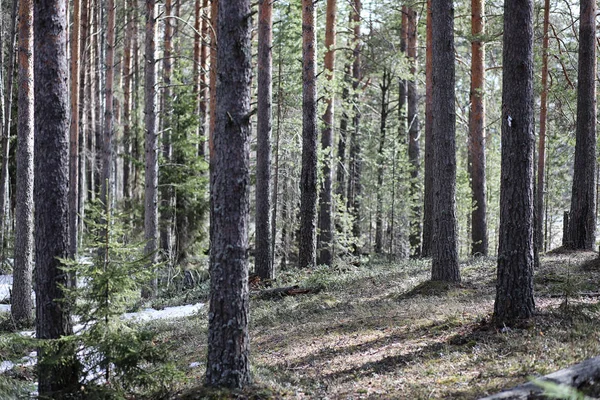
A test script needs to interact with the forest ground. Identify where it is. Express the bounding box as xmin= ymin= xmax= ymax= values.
xmin=2 ymin=251 xmax=600 ymax=399
xmin=166 ymin=250 xmax=600 ymax=399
